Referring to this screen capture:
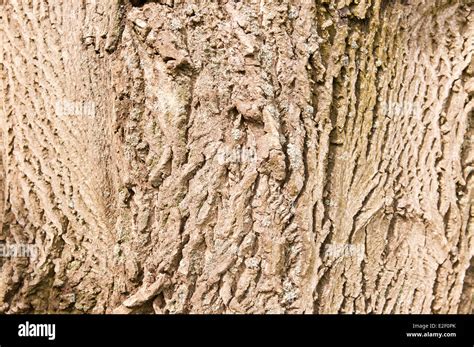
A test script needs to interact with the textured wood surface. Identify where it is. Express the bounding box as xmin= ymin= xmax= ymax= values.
xmin=0 ymin=0 xmax=473 ymax=313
